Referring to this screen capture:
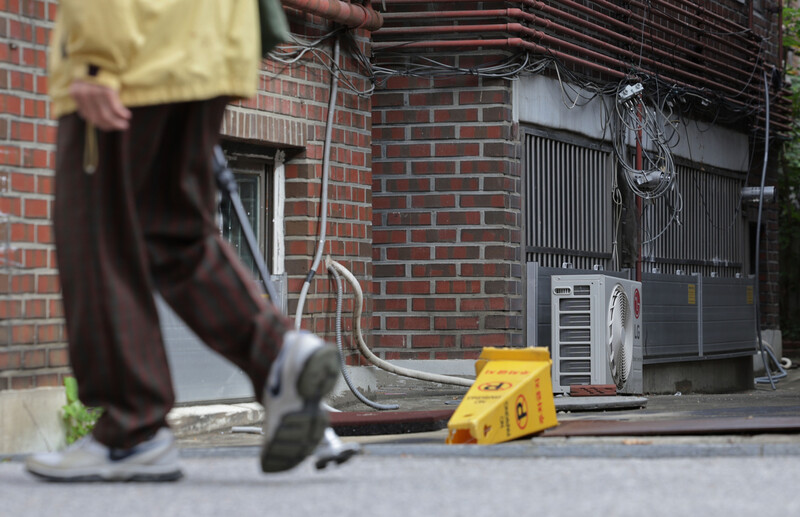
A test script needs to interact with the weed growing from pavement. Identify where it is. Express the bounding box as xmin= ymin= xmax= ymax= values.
xmin=61 ymin=377 xmax=102 ymax=444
